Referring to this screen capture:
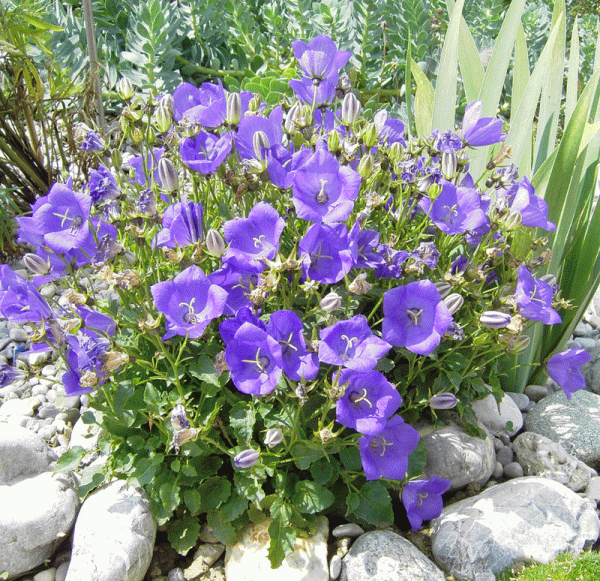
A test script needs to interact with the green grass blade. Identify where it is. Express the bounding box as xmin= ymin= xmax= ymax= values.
xmin=511 ymin=23 xmax=531 ymax=176
xmin=566 ymin=17 xmax=580 ymax=125
xmin=432 ymin=0 xmax=466 ymax=132
xmin=410 ymin=58 xmax=434 ymax=137
xmin=405 ymin=31 xmax=416 ymax=137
